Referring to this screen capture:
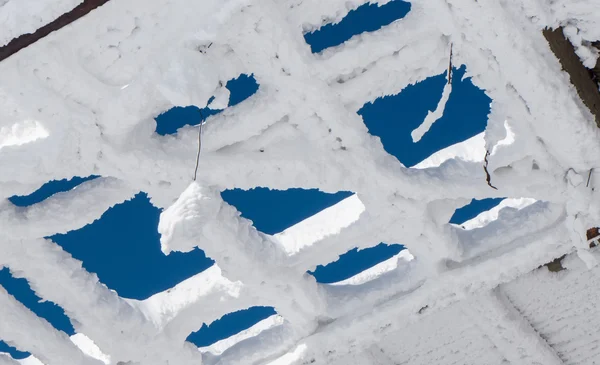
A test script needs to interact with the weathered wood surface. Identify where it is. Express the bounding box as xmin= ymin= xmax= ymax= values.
xmin=543 ymin=27 xmax=600 ymax=127
xmin=0 ymin=0 xmax=110 ymax=63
